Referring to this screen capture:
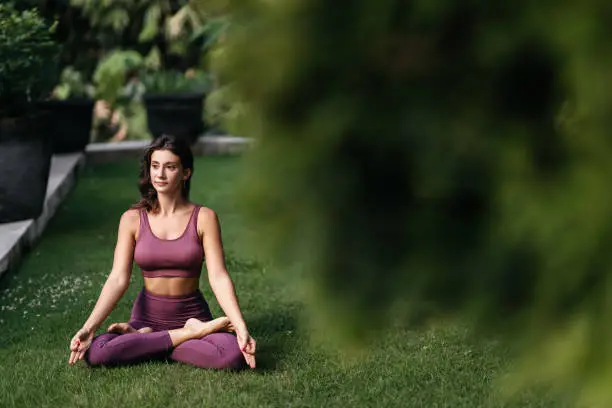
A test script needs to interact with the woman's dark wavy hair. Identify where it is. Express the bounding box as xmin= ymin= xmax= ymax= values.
xmin=131 ymin=135 xmax=194 ymax=213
